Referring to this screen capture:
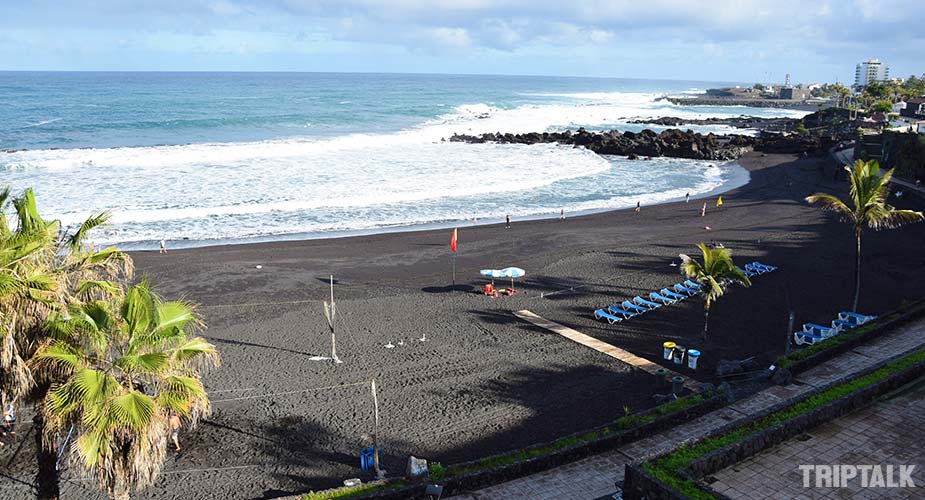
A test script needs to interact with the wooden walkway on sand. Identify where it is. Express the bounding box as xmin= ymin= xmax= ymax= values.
xmin=513 ymin=310 xmax=704 ymax=392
